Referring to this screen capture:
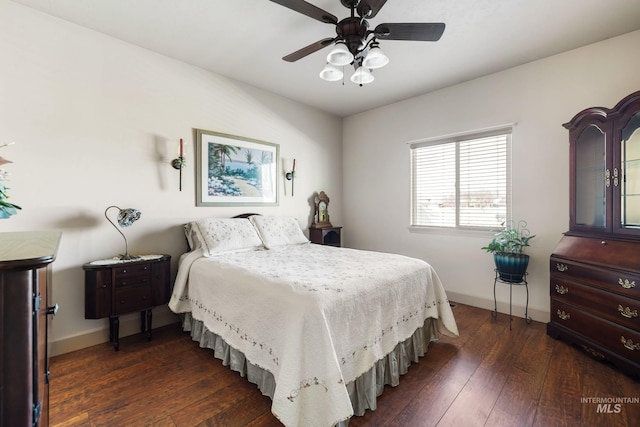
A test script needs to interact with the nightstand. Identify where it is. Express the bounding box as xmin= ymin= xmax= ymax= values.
xmin=309 ymin=226 xmax=342 ymax=247
xmin=83 ymin=254 xmax=171 ymax=351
